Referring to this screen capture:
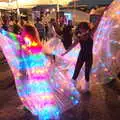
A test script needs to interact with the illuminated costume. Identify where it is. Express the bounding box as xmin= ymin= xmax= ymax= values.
xmin=46 ymin=0 xmax=120 ymax=85
xmin=0 ymin=29 xmax=80 ymax=120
